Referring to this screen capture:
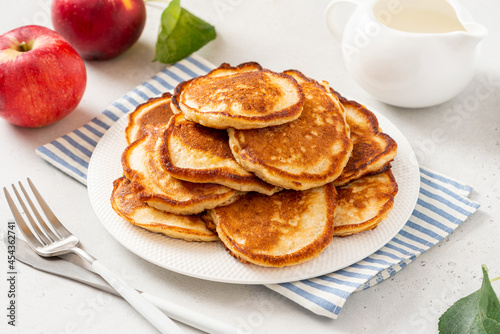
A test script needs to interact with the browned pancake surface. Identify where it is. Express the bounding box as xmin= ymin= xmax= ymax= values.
xmin=332 ymin=92 xmax=397 ymax=186
xmin=111 ymin=177 xmax=218 ymax=241
xmin=334 ymin=169 xmax=398 ymax=237
xmin=173 ymin=62 xmax=305 ymax=129
xmin=160 ymin=114 xmax=280 ymax=195
xmin=122 ymin=125 xmax=242 ymax=215
xmin=229 ymin=70 xmax=352 ymax=190
xmin=125 ymin=92 xmax=175 ymax=144
xmin=207 ymin=183 xmax=337 ymax=267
